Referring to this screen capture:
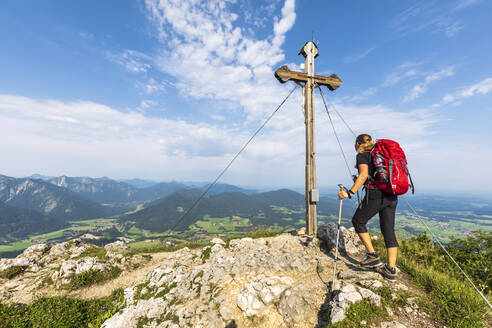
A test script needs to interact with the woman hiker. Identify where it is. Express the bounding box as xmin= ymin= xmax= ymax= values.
xmin=337 ymin=134 xmax=399 ymax=282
